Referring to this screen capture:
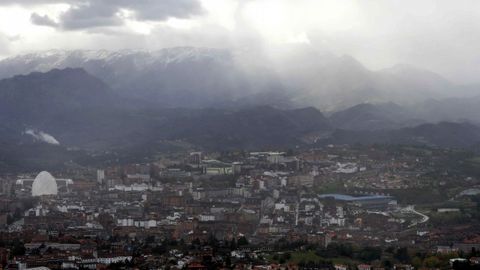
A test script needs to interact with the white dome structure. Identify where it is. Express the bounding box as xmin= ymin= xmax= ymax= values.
xmin=32 ymin=171 xmax=58 ymax=196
